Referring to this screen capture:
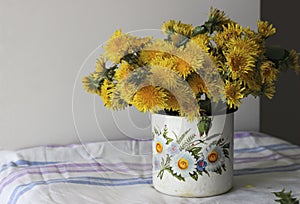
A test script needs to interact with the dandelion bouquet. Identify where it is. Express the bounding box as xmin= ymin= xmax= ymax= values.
xmin=82 ymin=8 xmax=299 ymax=121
